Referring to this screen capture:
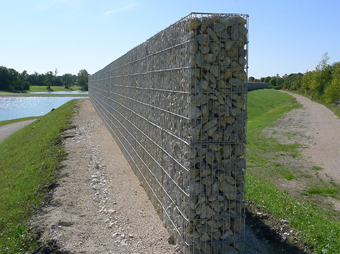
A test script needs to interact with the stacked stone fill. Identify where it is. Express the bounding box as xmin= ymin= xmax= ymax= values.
xmin=89 ymin=13 xmax=248 ymax=254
